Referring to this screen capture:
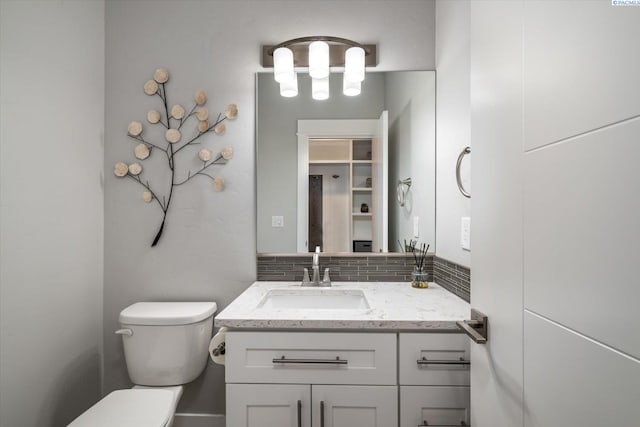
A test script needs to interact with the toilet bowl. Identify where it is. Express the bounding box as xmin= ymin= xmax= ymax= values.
xmin=68 ymin=302 xmax=217 ymax=427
